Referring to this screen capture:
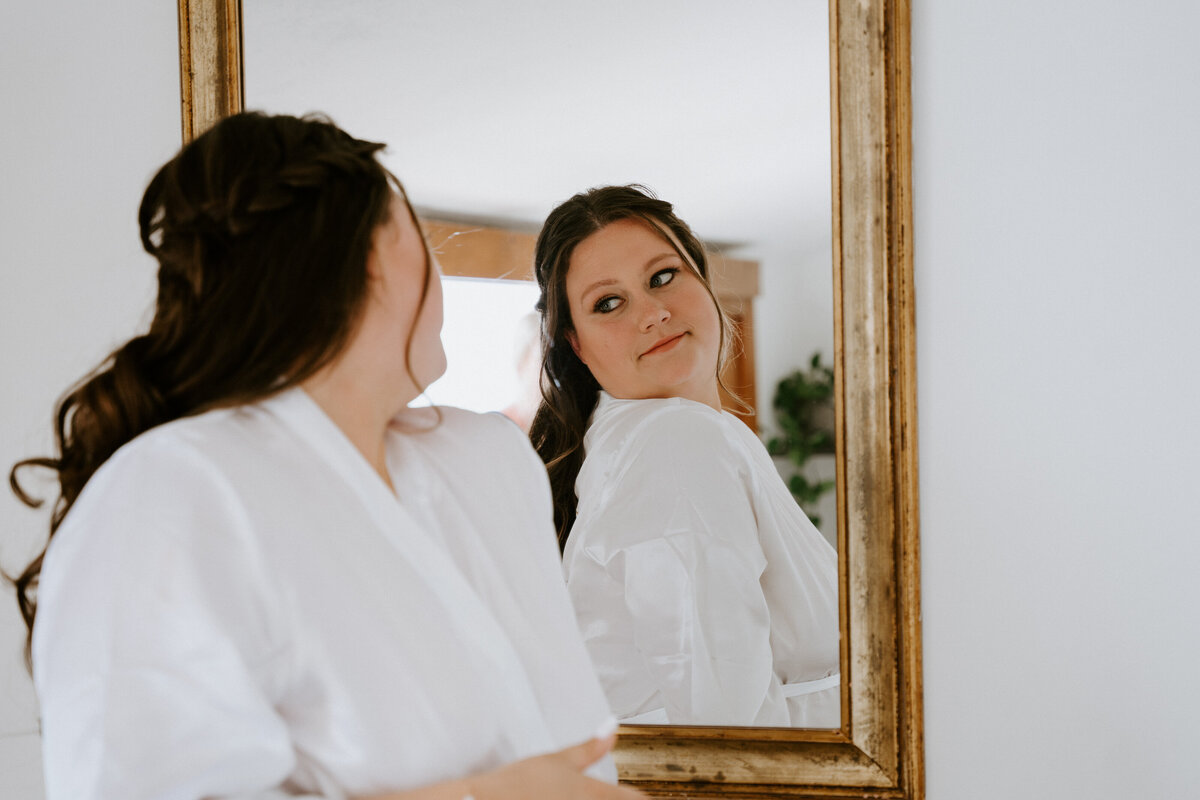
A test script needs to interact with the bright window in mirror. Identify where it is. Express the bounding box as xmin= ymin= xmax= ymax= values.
xmin=418 ymin=277 xmax=542 ymax=429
